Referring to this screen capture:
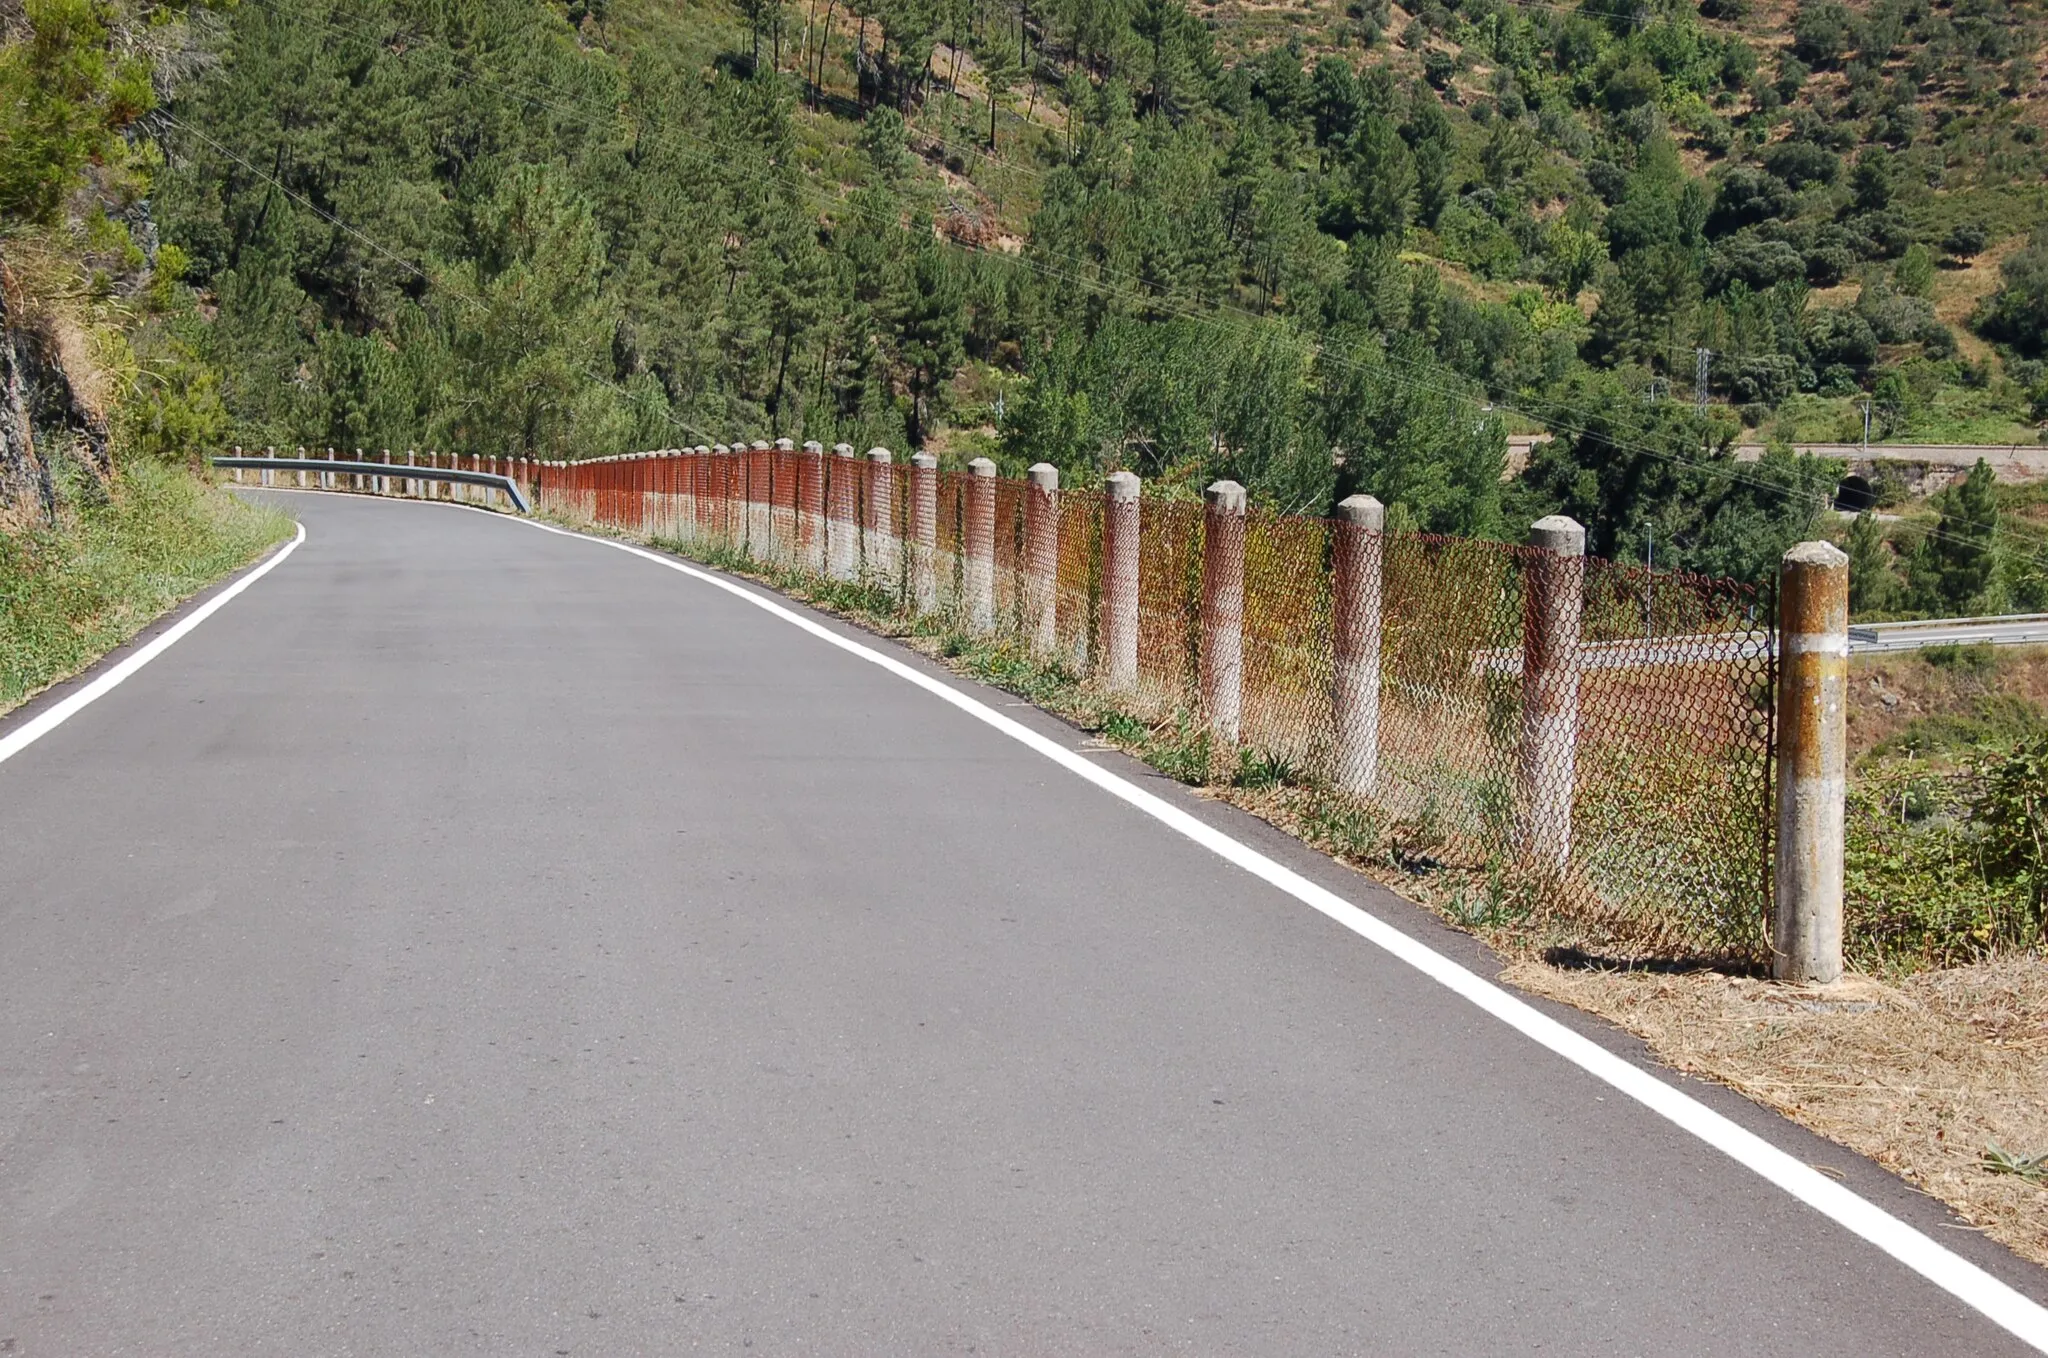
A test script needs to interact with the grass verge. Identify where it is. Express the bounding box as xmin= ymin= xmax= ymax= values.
xmin=0 ymin=464 xmax=294 ymax=714
xmin=615 ymin=521 xmax=2048 ymax=1267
